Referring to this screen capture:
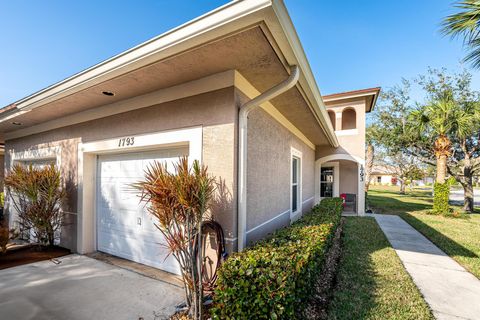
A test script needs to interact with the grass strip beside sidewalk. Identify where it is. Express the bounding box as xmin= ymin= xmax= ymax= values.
xmin=327 ymin=217 xmax=433 ymax=320
xmin=368 ymin=186 xmax=480 ymax=279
